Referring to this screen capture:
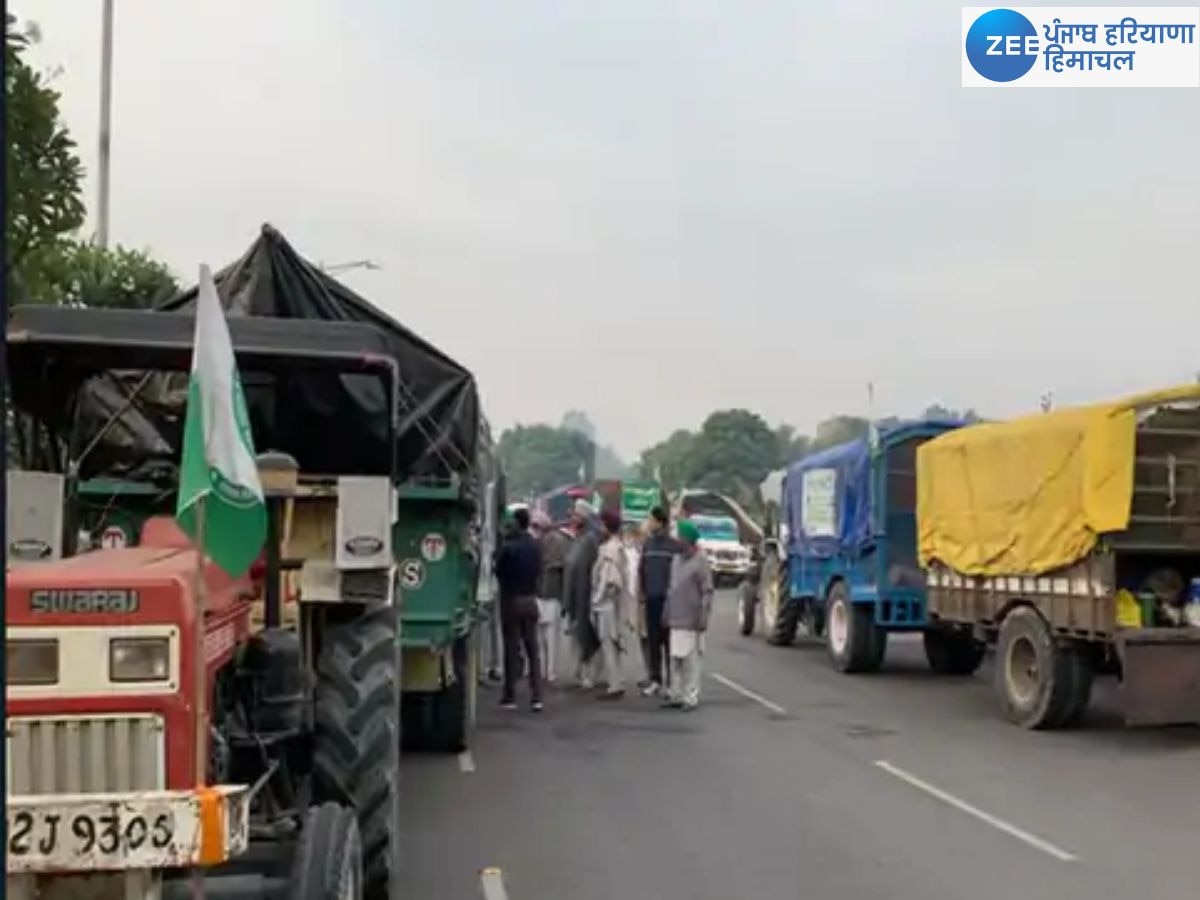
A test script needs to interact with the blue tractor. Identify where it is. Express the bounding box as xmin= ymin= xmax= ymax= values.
xmin=746 ymin=420 xmax=985 ymax=675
